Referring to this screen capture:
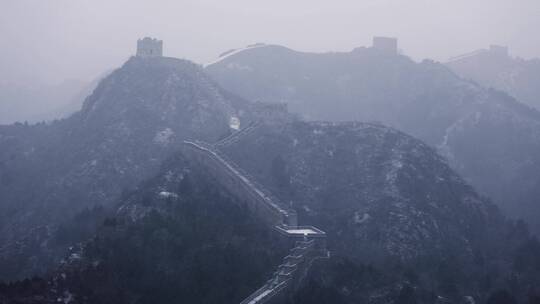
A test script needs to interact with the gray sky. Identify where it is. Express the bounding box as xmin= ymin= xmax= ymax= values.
xmin=2 ymin=0 xmax=540 ymax=85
